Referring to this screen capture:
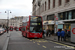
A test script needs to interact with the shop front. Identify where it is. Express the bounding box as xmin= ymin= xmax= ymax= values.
xmin=43 ymin=21 xmax=54 ymax=30
xmin=43 ymin=21 xmax=48 ymax=30
xmin=47 ymin=21 xmax=54 ymax=30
